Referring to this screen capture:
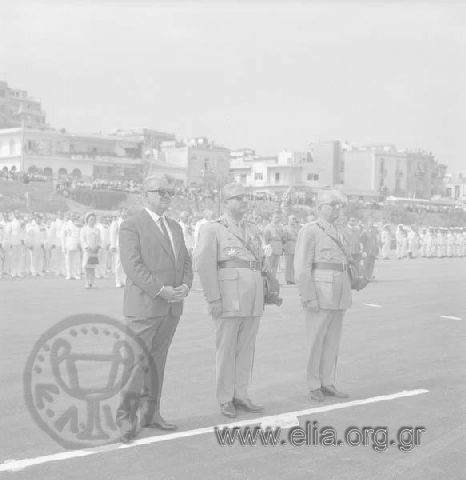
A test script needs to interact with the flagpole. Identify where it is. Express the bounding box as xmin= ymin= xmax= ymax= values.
xmin=20 ymin=119 xmax=25 ymax=173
